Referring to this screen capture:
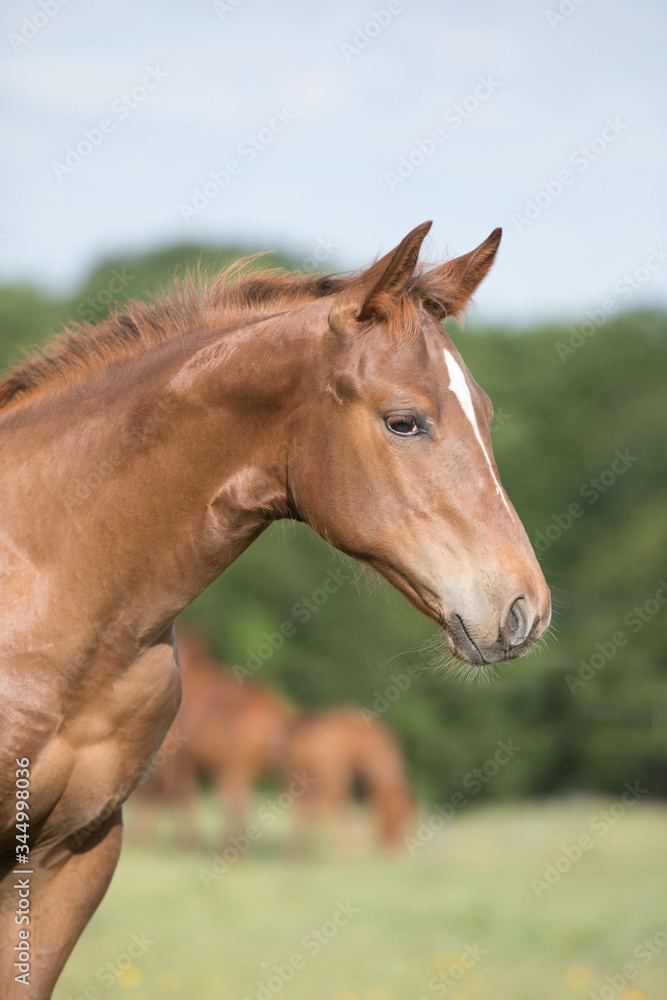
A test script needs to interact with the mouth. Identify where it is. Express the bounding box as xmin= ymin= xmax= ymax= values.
xmin=443 ymin=613 xmax=544 ymax=666
xmin=445 ymin=614 xmax=488 ymax=665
